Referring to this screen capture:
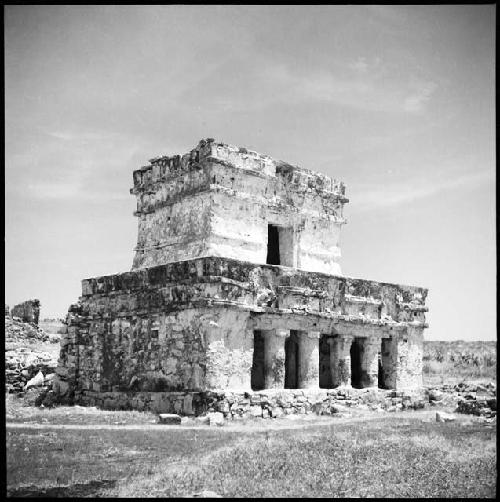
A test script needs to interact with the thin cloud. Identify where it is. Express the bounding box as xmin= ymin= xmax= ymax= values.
xmin=350 ymin=170 xmax=493 ymax=213
xmin=46 ymin=130 xmax=117 ymax=142
xmin=348 ymin=56 xmax=381 ymax=74
xmin=403 ymin=81 xmax=438 ymax=113
xmin=25 ymin=181 xmax=131 ymax=202
xmin=179 ymin=49 xmax=438 ymax=115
